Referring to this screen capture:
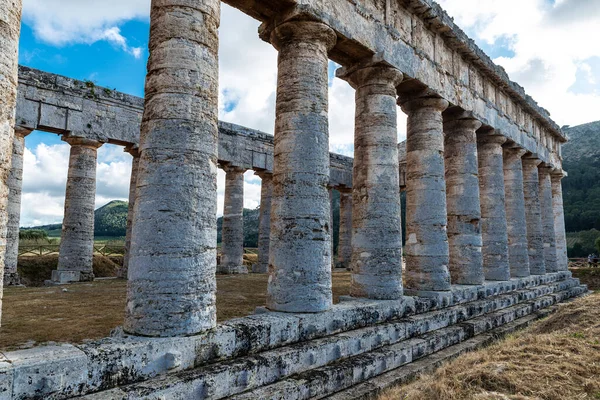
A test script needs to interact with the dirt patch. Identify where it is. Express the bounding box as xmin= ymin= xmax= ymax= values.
xmin=0 ymin=271 xmax=352 ymax=351
xmin=17 ymin=255 xmax=122 ymax=286
xmin=570 ymin=267 xmax=600 ymax=291
xmin=379 ymin=293 xmax=600 ymax=400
